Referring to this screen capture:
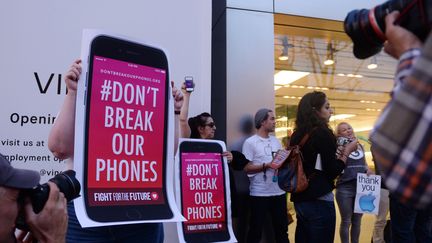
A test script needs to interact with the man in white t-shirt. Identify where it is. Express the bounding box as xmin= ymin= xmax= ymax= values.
xmin=243 ymin=108 xmax=289 ymax=243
